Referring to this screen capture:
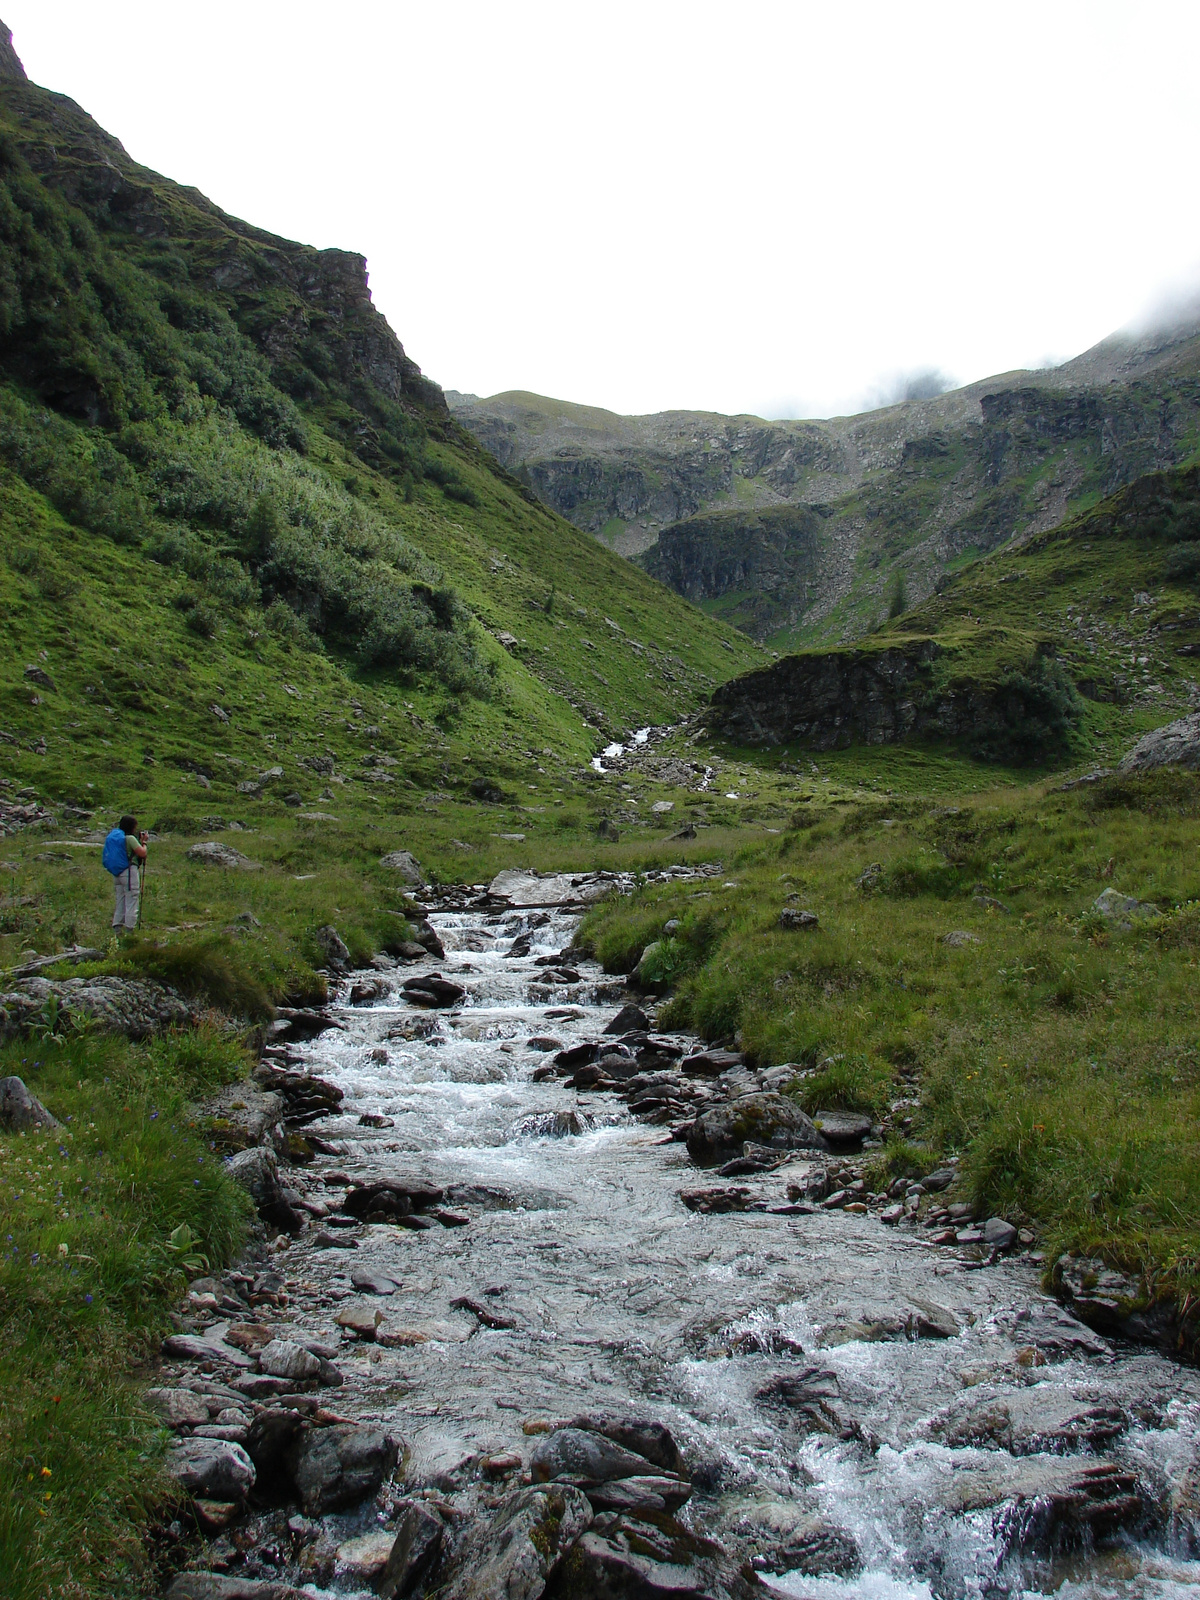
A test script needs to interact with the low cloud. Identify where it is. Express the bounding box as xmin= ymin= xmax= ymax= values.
xmin=860 ymin=368 xmax=956 ymax=411
xmin=1126 ymin=273 xmax=1200 ymax=339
